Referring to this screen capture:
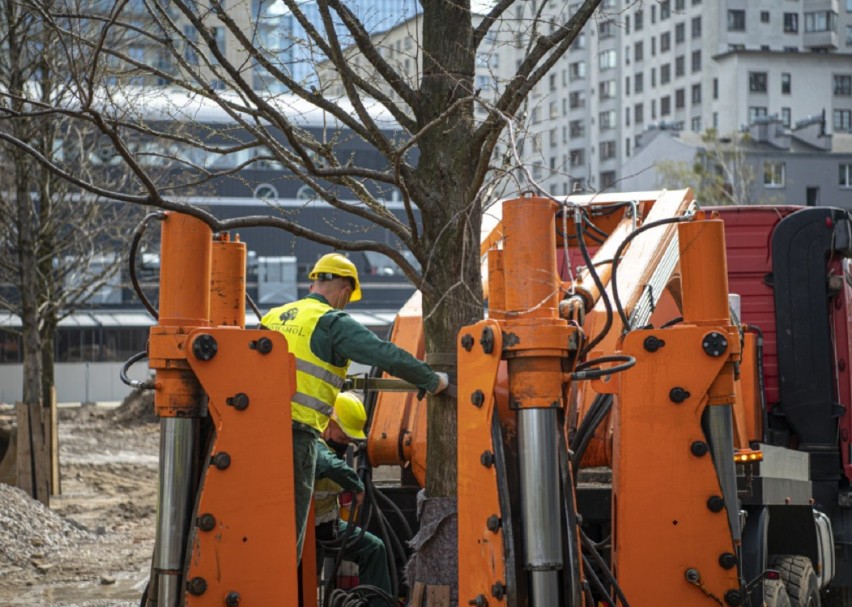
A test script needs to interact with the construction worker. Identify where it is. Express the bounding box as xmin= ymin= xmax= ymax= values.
xmin=260 ymin=252 xmax=449 ymax=560
xmin=315 ymin=392 xmax=391 ymax=606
